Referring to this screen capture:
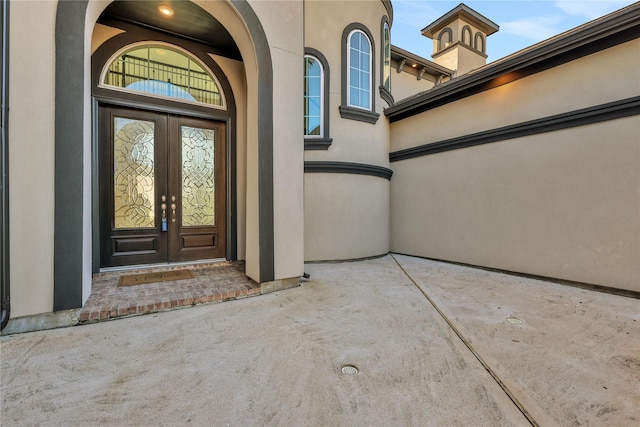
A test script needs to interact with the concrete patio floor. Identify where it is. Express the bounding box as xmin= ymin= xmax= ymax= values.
xmin=1 ymin=254 xmax=638 ymax=426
